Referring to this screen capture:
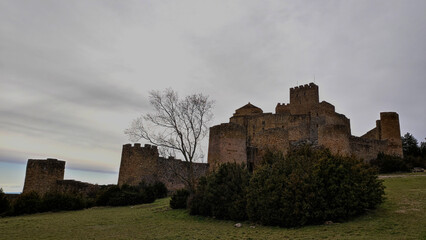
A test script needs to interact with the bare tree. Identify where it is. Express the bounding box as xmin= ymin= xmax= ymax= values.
xmin=124 ymin=89 xmax=214 ymax=191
